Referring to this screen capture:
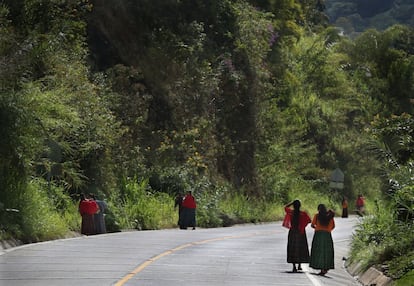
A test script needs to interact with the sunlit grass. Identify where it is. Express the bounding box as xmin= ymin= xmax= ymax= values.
xmin=19 ymin=180 xmax=70 ymax=242
xmin=348 ymin=199 xmax=414 ymax=282
xmin=109 ymin=178 xmax=177 ymax=230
